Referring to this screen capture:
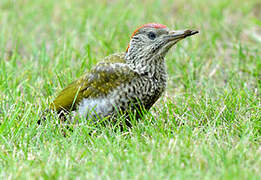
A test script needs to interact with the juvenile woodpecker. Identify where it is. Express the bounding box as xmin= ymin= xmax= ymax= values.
xmin=50 ymin=23 xmax=198 ymax=122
